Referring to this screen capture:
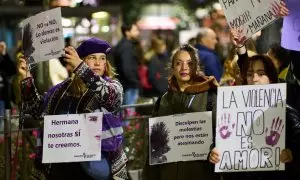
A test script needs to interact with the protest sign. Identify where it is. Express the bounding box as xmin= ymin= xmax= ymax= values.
xmin=149 ymin=112 xmax=212 ymax=165
xmin=215 ymin=84 xmax=286 ymax=172
xmin=21 ymin=7 xmax=64 ymax=64
xmin=219 ymin=0 xmax=281 ymax=43
xmin=42 ymin=112 xmax=103 ymax=163
xmin=281 ymin=0 xmax=300 ymax=51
